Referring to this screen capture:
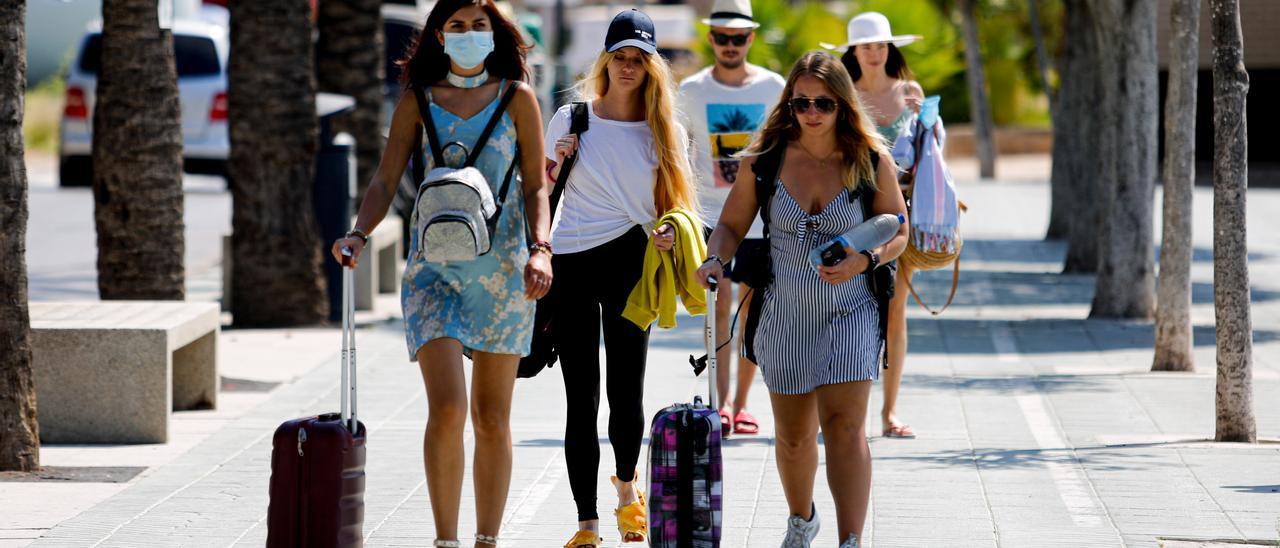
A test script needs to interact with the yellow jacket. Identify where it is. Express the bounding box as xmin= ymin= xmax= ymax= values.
xmin=622 ymin=209 xmax=708 ymax=330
